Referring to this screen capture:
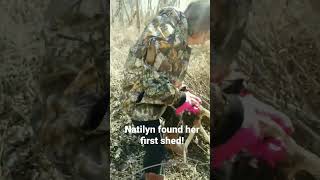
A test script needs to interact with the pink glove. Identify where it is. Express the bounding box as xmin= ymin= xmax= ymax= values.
xmin=213 ymin=128 xmax=258 ymax=169
xmin=175 ymin=92 xmax=201 ymax=115
xmin=213 ymin=128 xmax=287 ymax=169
